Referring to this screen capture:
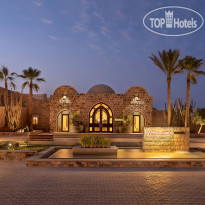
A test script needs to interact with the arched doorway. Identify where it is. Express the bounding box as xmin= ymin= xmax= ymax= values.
xmin=133 ymin=112 xmax=145 ymax=133
xmin=57 ymin=110 xmax=69 ymax=132
xmin=89 ymin=103 xmax=113 ymax=132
